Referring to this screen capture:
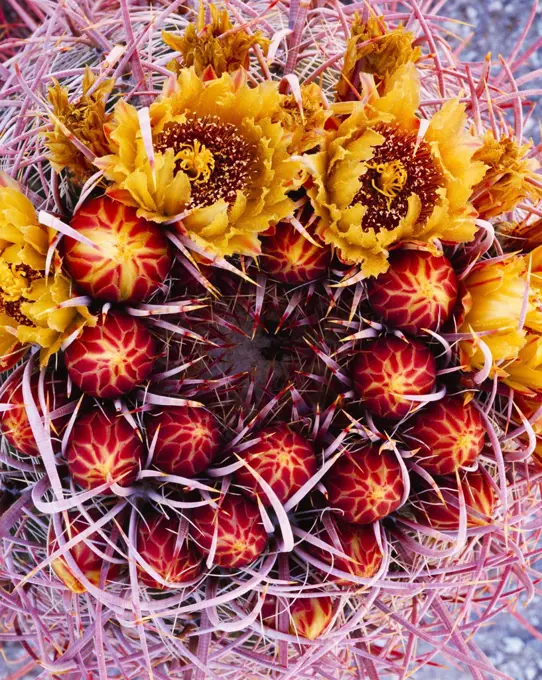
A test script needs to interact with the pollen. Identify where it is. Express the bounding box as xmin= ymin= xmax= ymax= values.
xmin=353 ymin=123 xmax=443 ymax=233
xmin=0 ymin=262 xmax=41 ymax=326
xmin=0 ymin=261 xmax=30 ymax=301
xmin=154 ymin=115 xmax=257 ymax=209
xmin=368 ymin=159 xmax=408 ymax=210
xmin=177 ymin=140 xmax=215 ymax=184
